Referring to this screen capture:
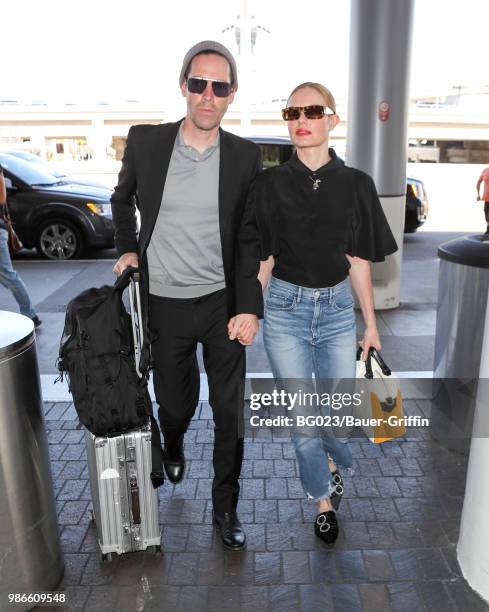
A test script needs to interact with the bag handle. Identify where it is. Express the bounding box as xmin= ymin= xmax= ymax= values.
xmin=357 ymin=346 xmax=373 ymax=379
xmin=369 ymin=348 xmax=392 ymax=376
xmin=129 ymin=474 xmax=141 ymax=525
xmin=357 ymin=346 xmax=391 ymax=378
xmin=114 ymin=266 xmax=142 ymax=291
